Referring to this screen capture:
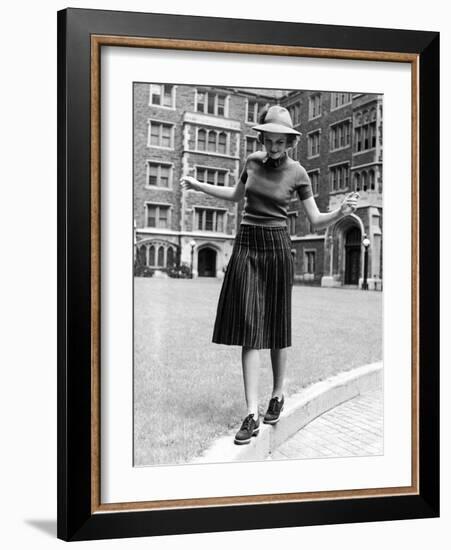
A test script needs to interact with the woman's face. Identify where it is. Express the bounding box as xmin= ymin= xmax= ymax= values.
xmin=262 ymin=132 xmax=289 ymax=159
